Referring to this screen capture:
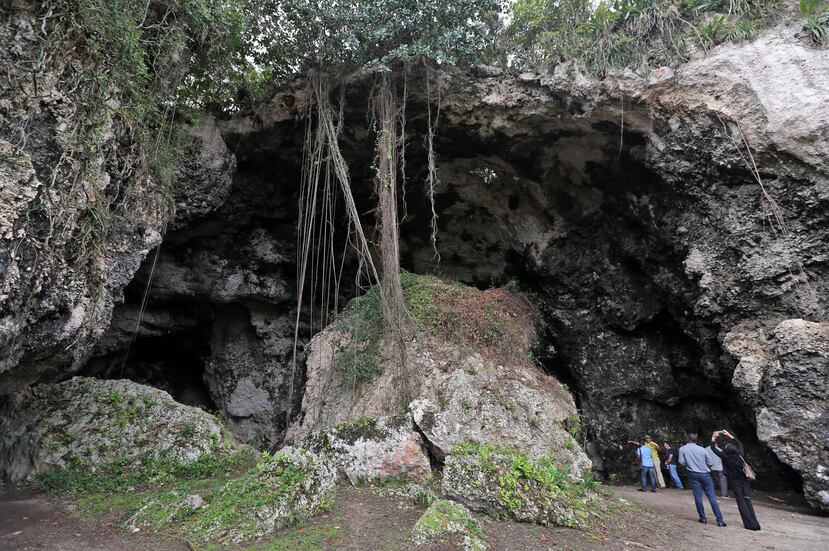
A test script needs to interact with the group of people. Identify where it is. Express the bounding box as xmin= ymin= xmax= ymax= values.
xmin=628 ymin=430 xmax=761 ymax=531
